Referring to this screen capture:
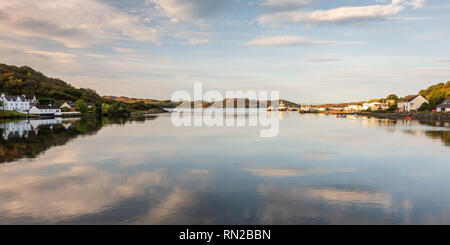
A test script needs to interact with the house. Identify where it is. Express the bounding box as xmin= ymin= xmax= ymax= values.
xmin=0 ymin=94 xmax=36 ymax=112
xmin=345 ymin=104 xmax=363 ymax=112
xmin=363 ymin=102 xmax=389 ymax=111
xmin=60 ymin=101 xmax=75 ymax=109
xmin=397 ymin=95 xmax=428 ymax=112
xmin=29 ymin=105 xmax=62 ymax=115
xmin=436 ymin=99 xmax=450 ymax=112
